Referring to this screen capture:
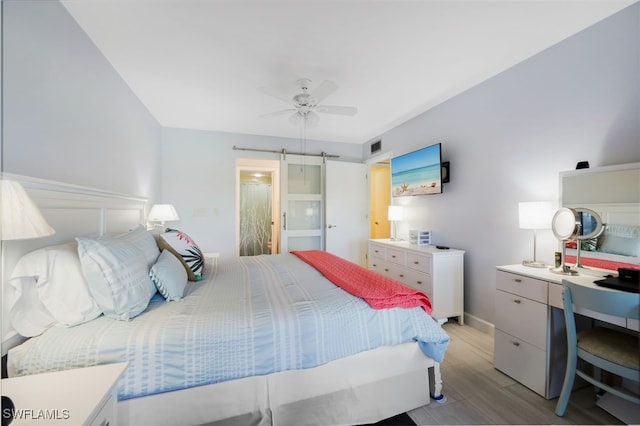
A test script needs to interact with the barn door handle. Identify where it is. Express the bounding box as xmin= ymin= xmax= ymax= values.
xmin=283 ymin=212 xmax=287 ymax=230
